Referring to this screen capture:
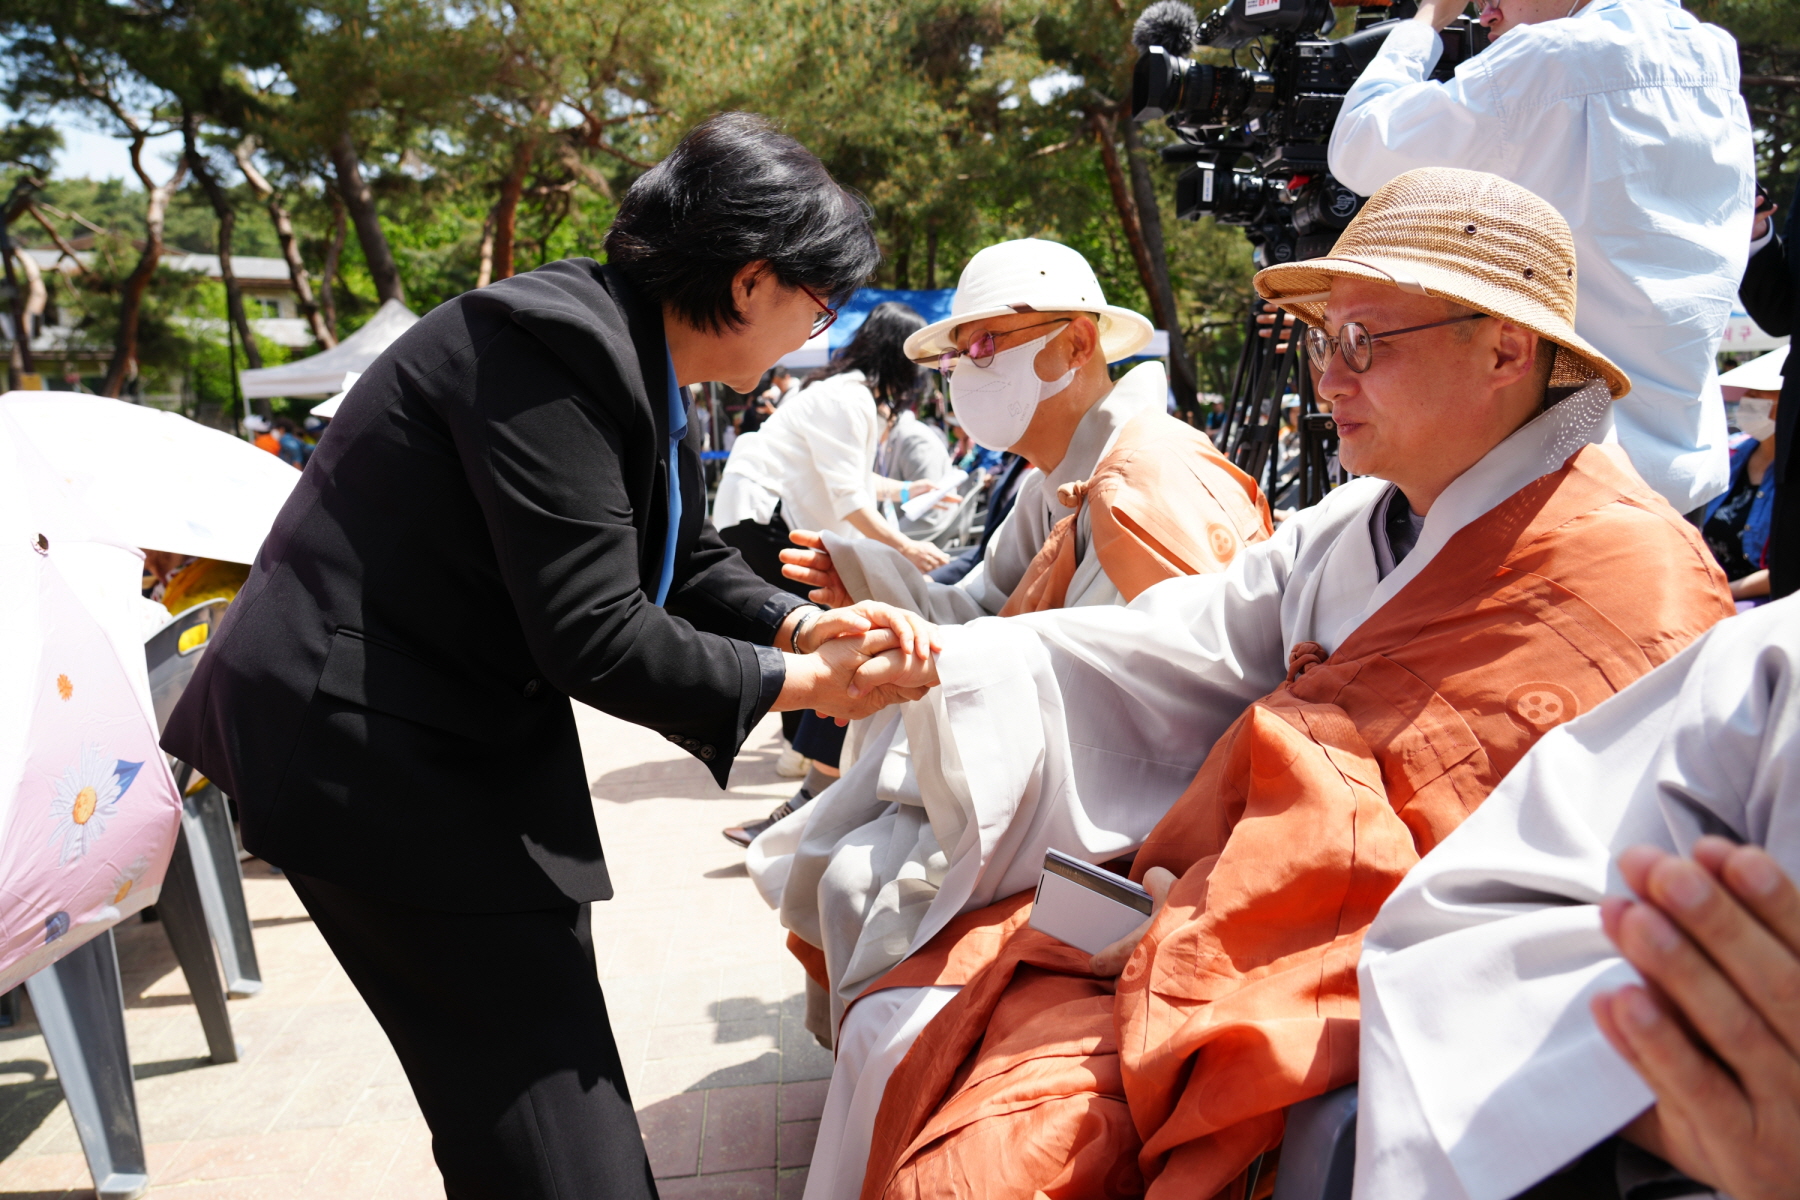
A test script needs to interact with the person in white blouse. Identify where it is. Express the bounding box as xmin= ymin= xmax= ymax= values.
xmin=714 ymin=303 xmax=948 ymax=576
xmin=1328 ymin=0 xmax=1757 ymax=517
